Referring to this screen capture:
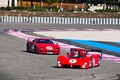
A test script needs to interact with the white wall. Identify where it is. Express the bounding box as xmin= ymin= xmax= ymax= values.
xmin=0 ymin=16 xmax=120 ymax=25
xmin=90 ymin=6 xmax=103 ymax=11
xmin=0 ymin=0 xmax=17 ymax=7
